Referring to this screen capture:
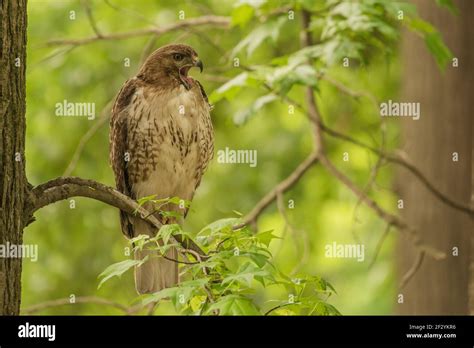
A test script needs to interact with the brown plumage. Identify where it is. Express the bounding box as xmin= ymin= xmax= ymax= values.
xmin=109 ymin=44 xmax=214 ymax=293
